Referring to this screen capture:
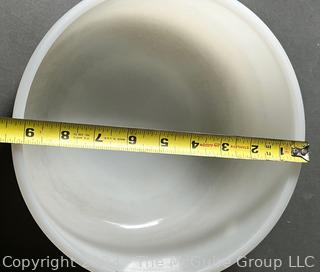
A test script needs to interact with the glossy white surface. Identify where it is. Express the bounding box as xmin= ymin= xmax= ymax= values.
xmin=12 ymin=0 xmax=305 ymax=271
